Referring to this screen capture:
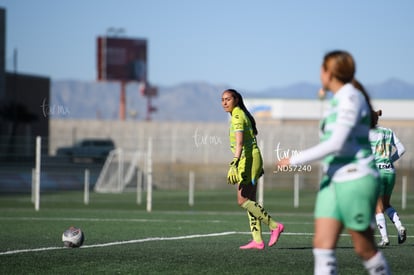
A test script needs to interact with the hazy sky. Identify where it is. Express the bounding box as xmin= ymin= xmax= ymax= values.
xmin=1 ymin=0 xmax=413 ymax=91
